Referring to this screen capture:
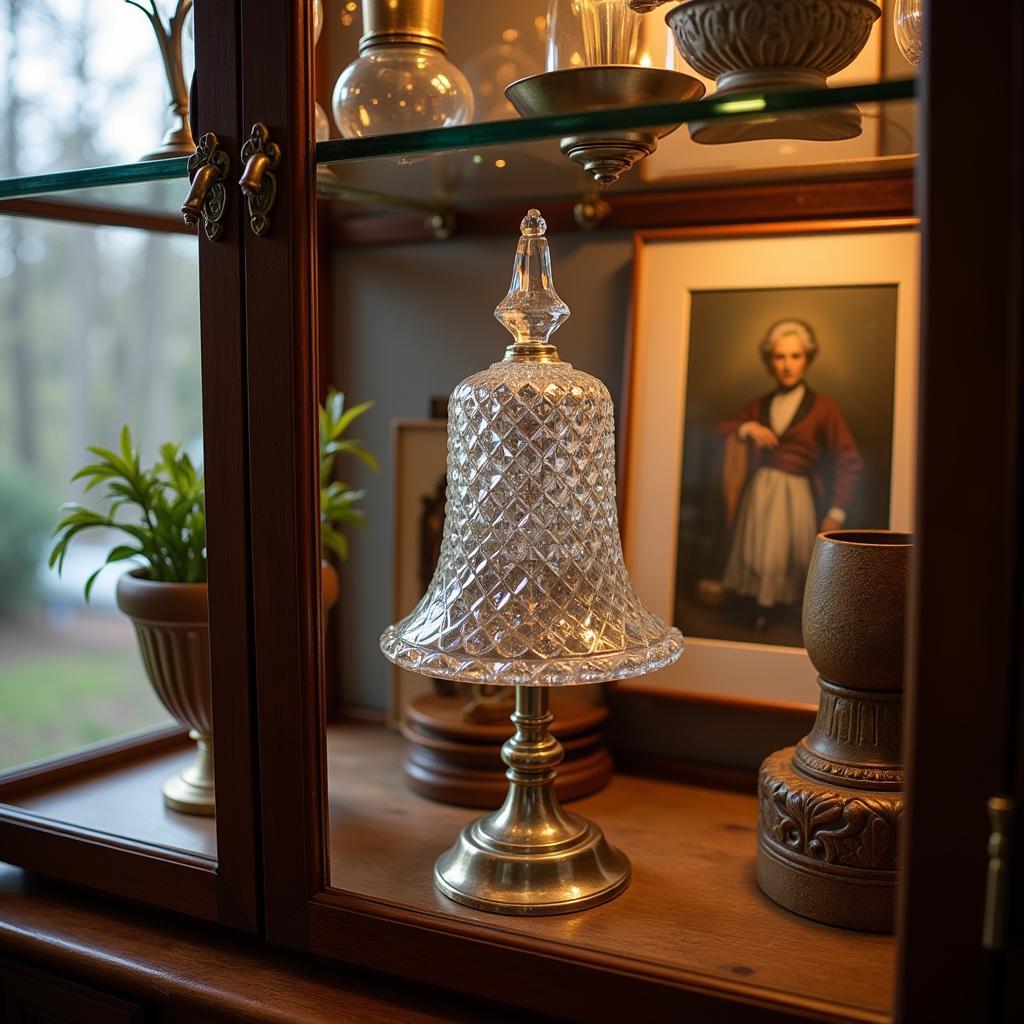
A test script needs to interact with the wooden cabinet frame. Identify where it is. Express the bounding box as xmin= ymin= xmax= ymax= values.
xmin=243 ymin=4 xmax=1024 ymax=1022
